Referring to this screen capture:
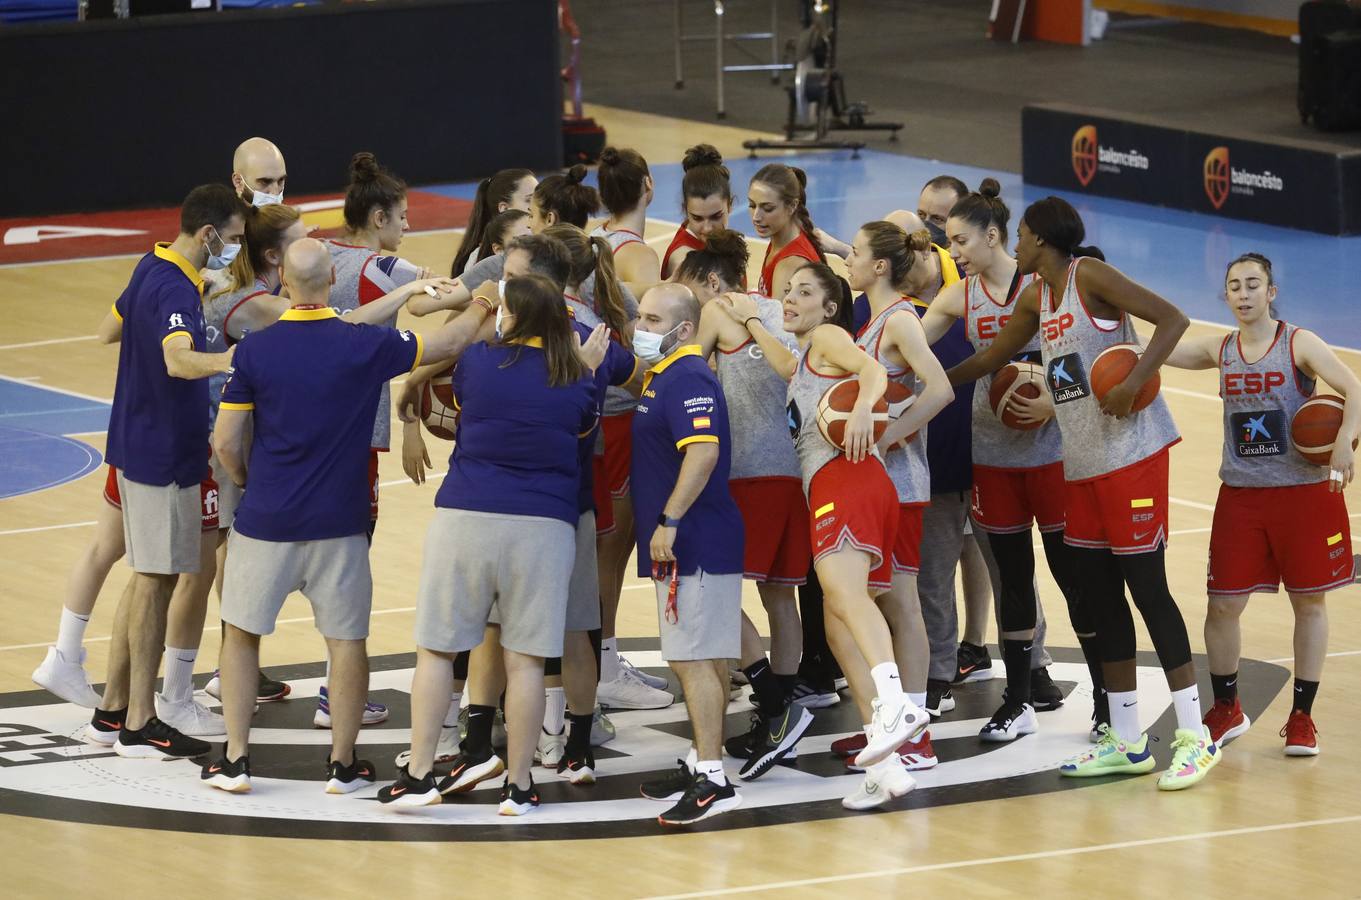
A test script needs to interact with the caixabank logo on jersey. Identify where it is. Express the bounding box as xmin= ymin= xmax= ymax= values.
xmin=0 ymin=648 xmax=1285 ymax=841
